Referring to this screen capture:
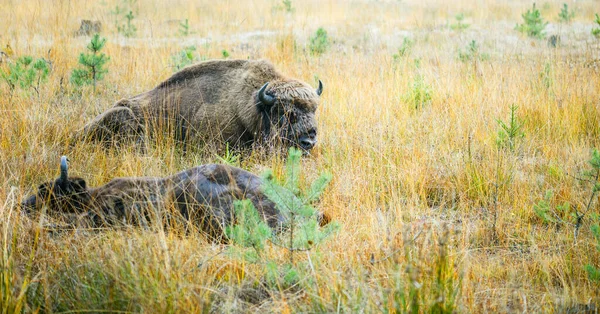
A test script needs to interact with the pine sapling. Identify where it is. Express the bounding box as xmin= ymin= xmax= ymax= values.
xmin=70 ymin=34 xmax=109 ymax=92
xmin=592 ymin=14 xmax=600 ymax=38
xmin=0 ymin=56 xmax=50 ymax=98
xmin=515 ymin=3 xmax=548 ymax=39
